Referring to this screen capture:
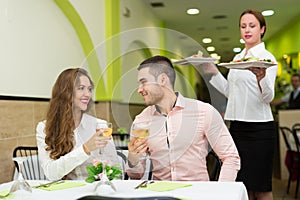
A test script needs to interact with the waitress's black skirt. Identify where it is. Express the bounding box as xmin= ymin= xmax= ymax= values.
xmin=229 ymin=121 xmax=275 ymax=192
